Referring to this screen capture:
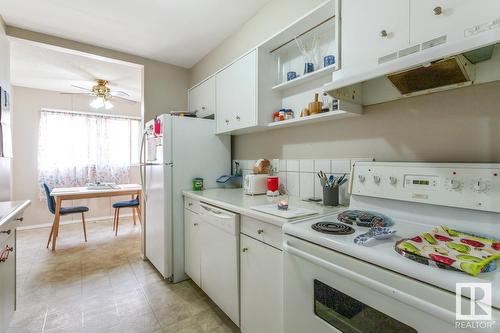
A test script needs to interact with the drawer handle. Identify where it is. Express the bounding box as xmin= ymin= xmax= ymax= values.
xmin=242 ymin=247 xmax=248 ymax=252
xmin=225 ymin=119 xmax=230 ymax=124
xmin=188 ymin=203 xmax=193 ymax=206
xmin=380 ymin=30 xmax=388 ymax=38
xmin=0 ymin=229 xmax=11 ymax=235
xmin=194 ymin=223 xmax=199 ymax=226
xmin=433 ymin=6 xmax=442 ymax=15
xmin=0 ymin=245 xmax=13 ymax=262
xmin=16 ymin=217 xmax=24 ymax=222
xmin=257 ymin=229 xmax=264 ymax=234
xmin=236 ymin=115 xmax=241 ymax=121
